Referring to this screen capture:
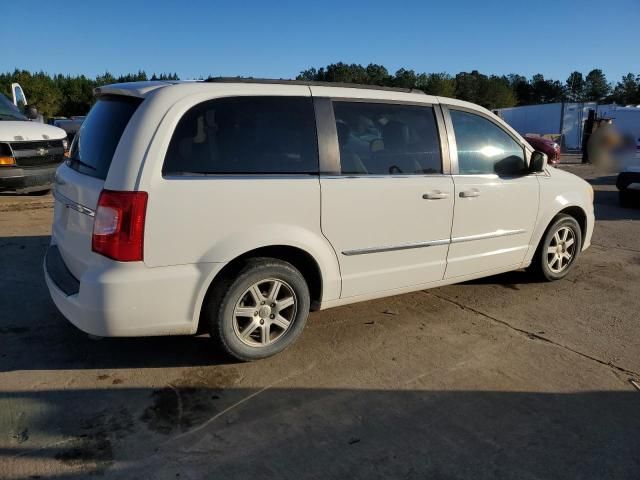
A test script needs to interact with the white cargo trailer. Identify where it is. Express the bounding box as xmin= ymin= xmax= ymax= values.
xmin=495 ymin=103 xmax=640 ymax=151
